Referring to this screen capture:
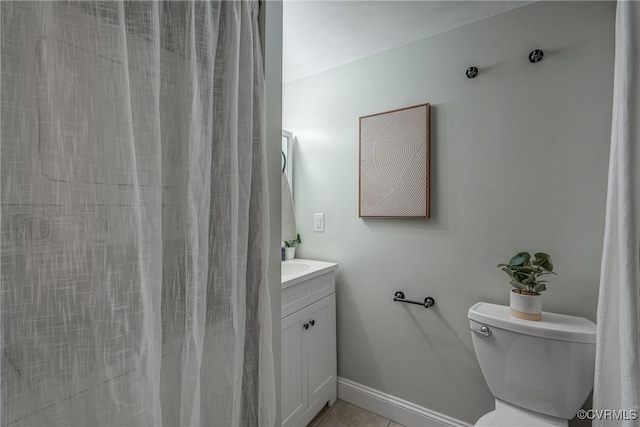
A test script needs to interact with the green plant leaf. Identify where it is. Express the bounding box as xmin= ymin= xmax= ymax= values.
xmin=283 ymin=234 xmax=302 ymax=248
xmin=509 ymin=255 xmax=525 ymax=267
xmin=533 ymin=283 xmax=547 ymax=293
xmin=510 ymin=280 xmax=525 ymax=290
xmin=517 ymin=252 xmax=531 ymax=264
xmin=501 ymin=268 xmax=516 ymax=279
xmin=514 ymin=272 xmax=528 ymax=282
